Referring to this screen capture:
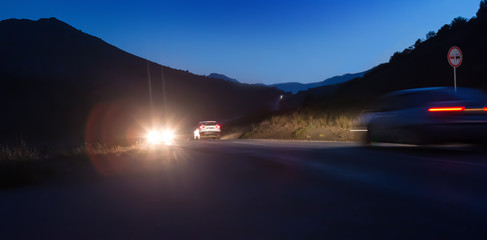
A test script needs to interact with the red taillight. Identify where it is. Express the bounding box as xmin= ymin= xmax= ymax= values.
xmin=484 ymin=107 xmax=487 ymax=111
xmin=199 ymin=125 xmax=204 ymax=129
xmin=428 ymin=106 xmax=465 ymax=112
xmin=216 ymin=124 xmax=221 ymax=129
